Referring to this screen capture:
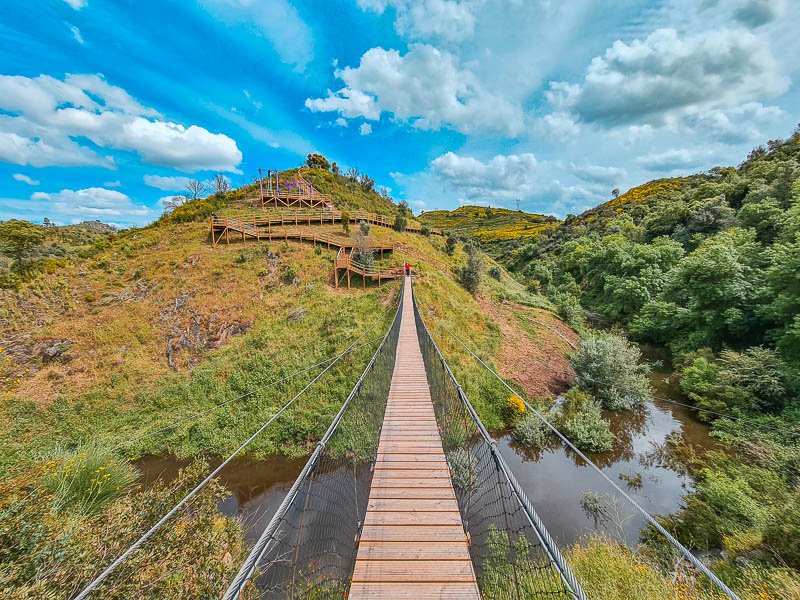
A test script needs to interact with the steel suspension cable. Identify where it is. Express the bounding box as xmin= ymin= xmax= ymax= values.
xmin=222 ymin=279 xmax=405 ymax=600
xmin=427 ymin=315 xmax=742 ymax=600
xmin=411 ymin=282 xmax=587 ymax=600
xmin=112 ymin=335 xmax=384 ymax=451
xmin=71 ymin=312 xmax=390 ymax=600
